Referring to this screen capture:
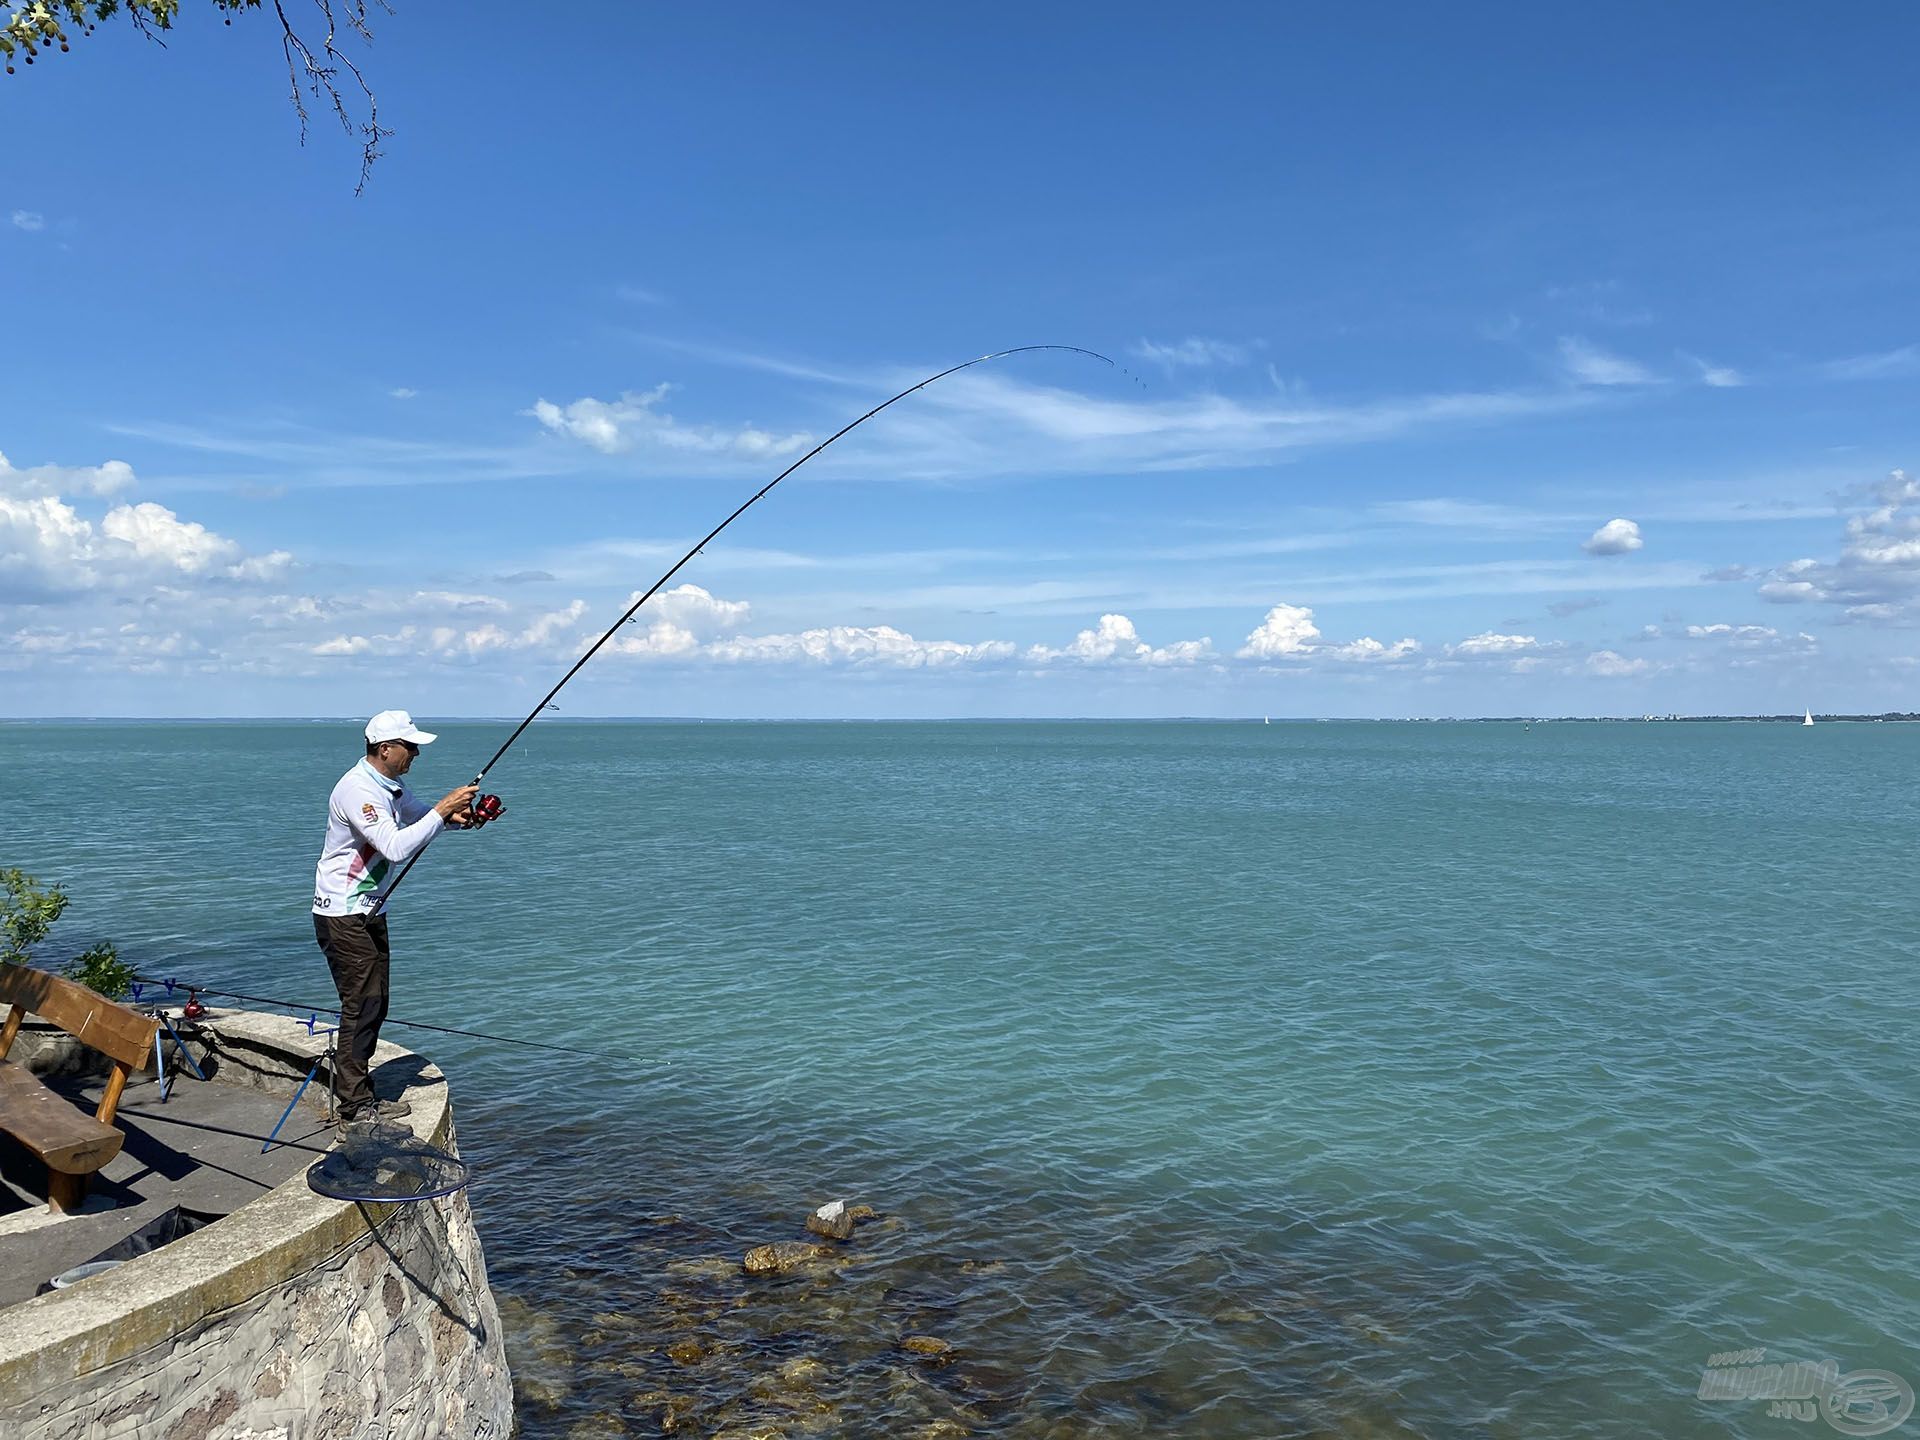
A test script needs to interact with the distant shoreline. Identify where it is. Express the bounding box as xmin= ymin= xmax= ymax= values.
xmin=3 ymin=714 xmax=1917 ymax=726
